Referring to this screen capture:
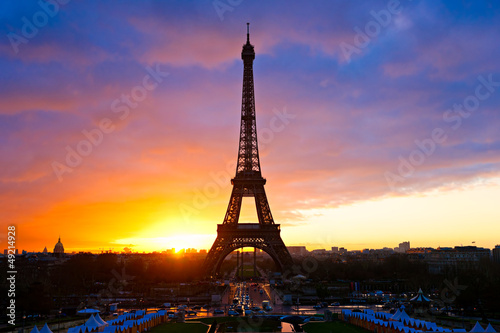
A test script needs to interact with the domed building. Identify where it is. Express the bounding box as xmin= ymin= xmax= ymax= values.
xmin=53 ymin=237 xmax=64 ymax=256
